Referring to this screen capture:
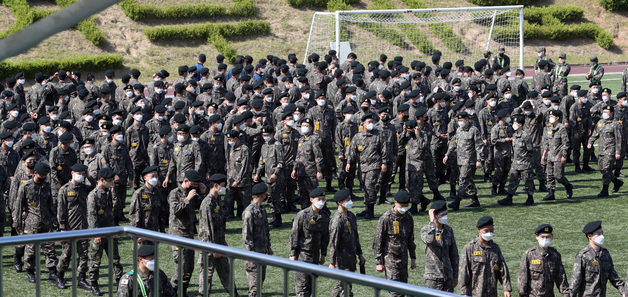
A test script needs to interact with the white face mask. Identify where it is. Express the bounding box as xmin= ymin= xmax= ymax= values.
xmin=593 ymin=235 xmax=604 ymax=246
xmin=504 ymin=93 xmax=512 ymax=100
xmin=156 ymin=115 xmax=164 ymax=121
xmin=227 ymin=140 xmax=235 ymax=146
xmin=458 ymin=121 xmax=465 ymax=128
xmin=126 ymin=91 xmax=134 ymax=97
xmin=543 ymin=99 xmax=551 ymax=106
xmin=549 ymin=117 xmax=557 ymax=124
xmin=489 ymin=101 xmax=497 ymax=107
xmin=265 ymin=96 xmax=273 ymax=103
xmin=418 ymin=96 xmax=425 ymax=103
xmin=293 ymin=114 xmax=301 ymax=121
xmin=83 ymin=147 xmax=94 ymax=155
xmin=602 ymin=113 xmax=610 ymax=120
xmin=512 ymin=123 xmax=520 ymax=131
xmin=468 ymin=109 xmax=475 ymax=115
xmin=114 ymin=134 xmax=124 ymax=142
xmin=167 ymin=105 xmax=173 ymax=111
xmin=191 ymin=137 xmax=199 ymax=142
xmin=592 ymin=88 xmax=599 ymax=94
xmin=167 ymin=135 xmax=174 ymax=143
xmin=70 ymin=142 xmax=76 ymax=149
xmin=537 ymin=52 xmax=543 ymax=57
xmin=18 ymin=79 xmax=25 ymax=85
xmin=43 ymin=125 xmax=52 ymax=133
xmin=101 ymin=131 xmax=110 ymax=138
xmin=9 ymin=110 xmax=18 ymax=118
xmin=343 ymin=200 xmax=353 ymax=209
xmin=538 ymin=238 xmax=551 ymax=248
xmin=623 ymin=101 xmax=628 ymax=107
xmin=524 ymin=110 xmax=532 ymax=116
xmin=138 ymin=103 xmax=146 ymax=109
xmin=218 ymin=186 xmax=226 ymax=195
xmin=84 ymin=115 xmax=94 ymax=122
xmin=582 ymin=98 xmax=588 ymax=104
xmin=148 ymin=177 xmax=159 ymax=187
xmin=177 ymin=135 xmax=185 ymax=142
xmin=134 ymin=114 xmax=143 ymax=122
xmin=602 ymin=96 xmax=609 ymax=102
xmin=505 ymin=117 xmax=511 ymax=123
xmin=397 ymin=206 xmax=409 ymax=214
xmin=365 ymin=123 xmax=374 ymax=131
xmin=481 ymin=232 xmax=494 ymax=241
xmin=196 ymin=110 xmax=205 ymax=116
xmin=439 ymin=101 xmax=446 ymax=107
xmin=468 ymin=92 xmax=474 ymax=99
xmin=303 ymin=93 xmax=310 ymax=99
xmin=350 ymin=95 xmax=357 ymax=101
xmin=286 ymin=120 xmax=295 ymax=127
xmin=156 ymin=88 xmax=164 ymax=94
xmin=5 ymin=141 xmax=13 ymax=148
xmin=73 ymin=174 xmax=85 ymax=183
xmin=438 ymin=215 xmax=448 ymax=225
xmin=106 ymin=79 xmax=113 ymax=84
xmin=239 ymin=123 xmax=247 ymax=131
xmin=263 ymin=136 xmax=271 ymax=143
xmin=317 ymin=99 xmax=326 ymax=106
xmin=51 ymin=114 xmax=59 ymax=121
xmin=281 ymin=102 xmax=289 ymax=108
xmin=453 ymin=86 xmax=461 ymax=92
xmin=370 ymin=99 xmax=377 ymax=105
xmin=345 ymin=114 xmax=354 ymax=121
xmin=216 ymin=123 xmax=223 ymax=130
xmin=145 ymin=259 xmax=155 ymax=272
xmin=12 ymin=131 xmax=19 ymax=138
xmin=552 ymin=105 xmax=559 ymax=110
xmin=313 ymin=200 xmax=325 ymax=210
xmin=301 ymin=126 xmax=311 ymax=135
